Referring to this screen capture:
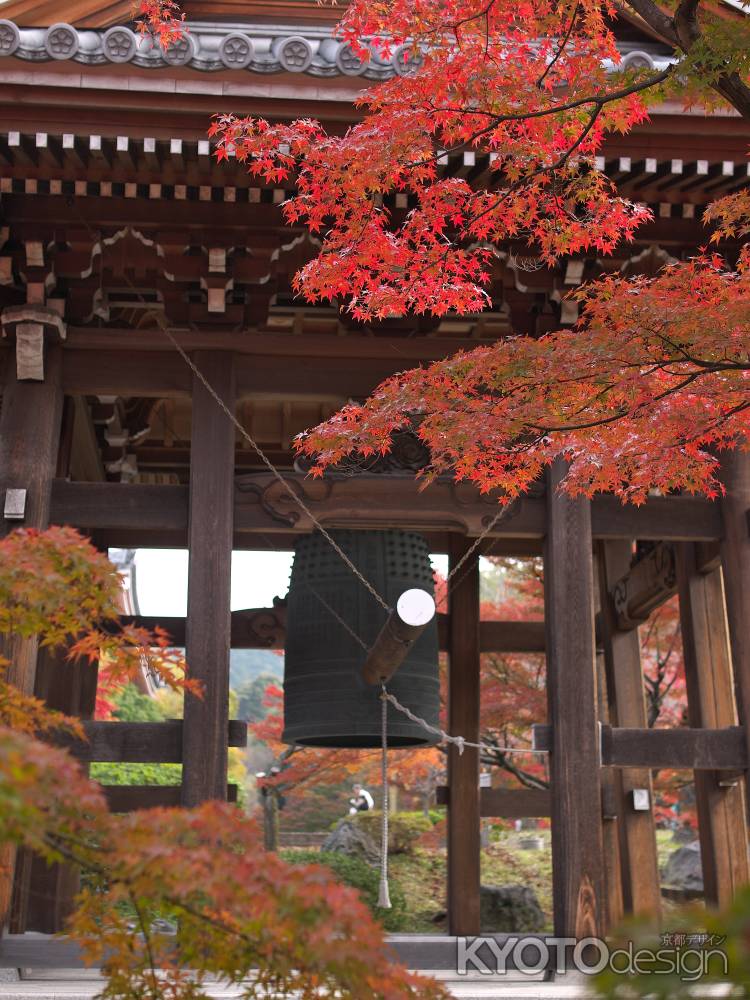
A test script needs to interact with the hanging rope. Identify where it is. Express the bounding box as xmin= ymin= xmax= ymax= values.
xmin=306 ymin=583 xmax=370 ymax=653
xmin=382 ymin=688 xmax=549 ymax=759
xmin=69 ymin=209 xmax=545 ymax=916
xmin=444 ymin=506 xmax=512 ymax=586
xmin=161 ymin=325 xmax=393 ymax=615
xmin=377 ymin=684 xmax=392 ymax=909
